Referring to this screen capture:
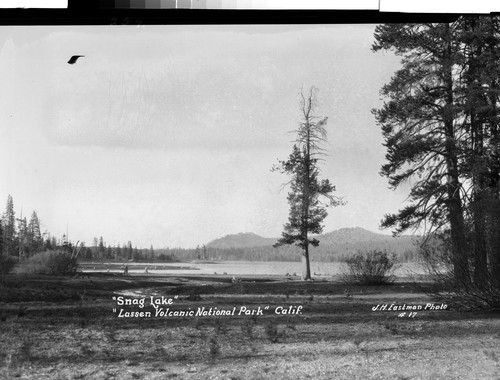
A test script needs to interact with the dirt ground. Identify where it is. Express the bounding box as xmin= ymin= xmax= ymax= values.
xmin=0 ymin=272 xmax=499 ymax=379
